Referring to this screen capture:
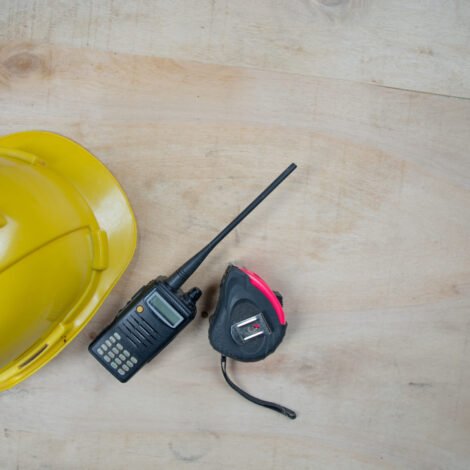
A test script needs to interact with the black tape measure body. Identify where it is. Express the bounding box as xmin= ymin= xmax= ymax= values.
xmin=209 ymin=265 xmax=296 ymax=419
xmin=209 ymin=265 xmax=286 ymax=361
